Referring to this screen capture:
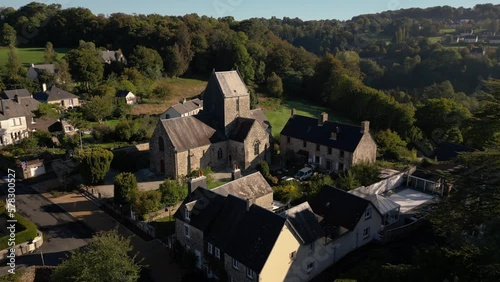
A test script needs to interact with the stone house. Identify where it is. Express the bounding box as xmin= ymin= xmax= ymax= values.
xmin=160 ymin=98 xmax=203 ymax=119
xmin=151 ymin=71 xmax=271 ymax=179
xmin=280 ymin=111 xmax=377 ymax=172
xmin=34 ymin=85 xmax=80 ymax=109
xmin=101 ymin=50 xmax=126 ymax=64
